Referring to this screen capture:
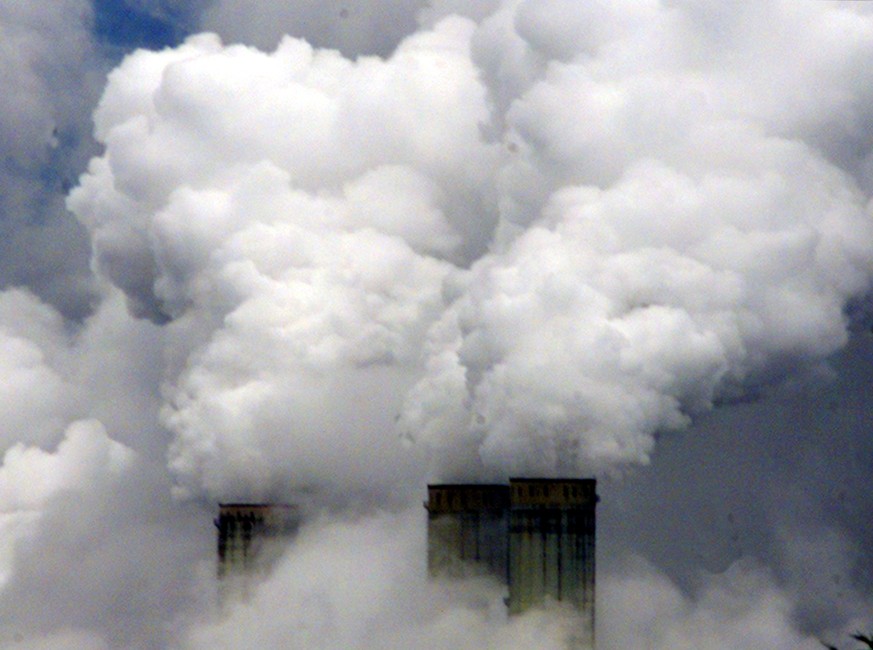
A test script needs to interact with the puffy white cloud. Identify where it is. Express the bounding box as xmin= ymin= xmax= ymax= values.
xmin=404 ymin=143 xmax=873 ymax=477
xmin=0 ymin=287 xmax=208 ymax=647
xmin=0 ymin=419 xmax=133 ymax=608
xmin=400 ymin=1 xmax=873 ymax=479
xmin=0 ymin=287 xmax=167 ymax=459
xmin=0 ymin=418 xmax=208 ymax=649
xmin=67 ymin=0 xmax=873 ymax=500
xmin=0 ymin=290 xmax=79 ymax=449
xmin=0 ymin=419 xmax=132 ymax=515
xmin=72 ymin=18 xmax=496 ymax=316
xmin=69 ymin=19 xmax=499 ymax=499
